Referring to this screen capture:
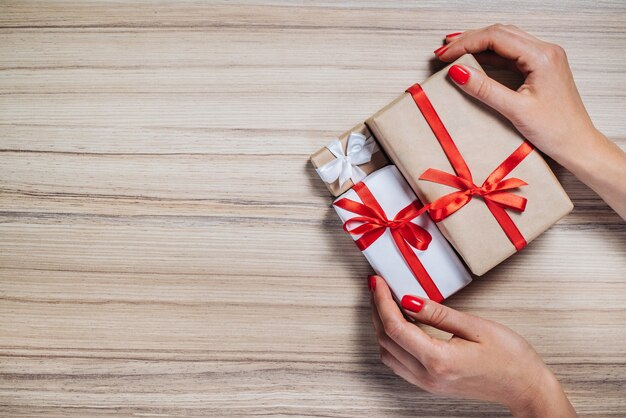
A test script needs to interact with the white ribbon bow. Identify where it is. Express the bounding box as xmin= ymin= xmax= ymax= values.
xmin=316 ymin=132 xmax=379 ymax=187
